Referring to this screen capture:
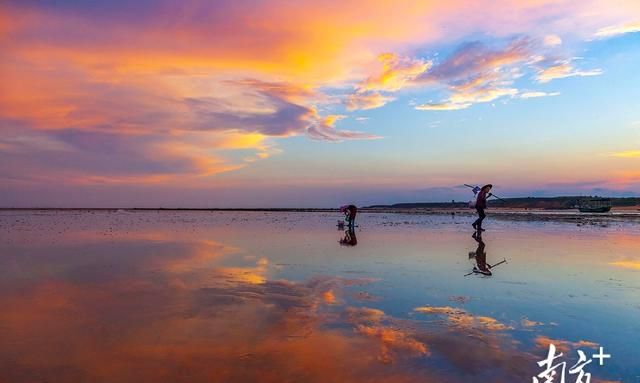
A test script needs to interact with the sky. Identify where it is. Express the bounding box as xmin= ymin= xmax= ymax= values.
xmin=1 ymin=0 xmax=640 ymax=208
